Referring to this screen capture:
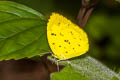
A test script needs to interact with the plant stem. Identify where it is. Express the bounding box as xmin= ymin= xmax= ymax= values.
xmin=77 ymin=0 xmax=99 ymax=28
